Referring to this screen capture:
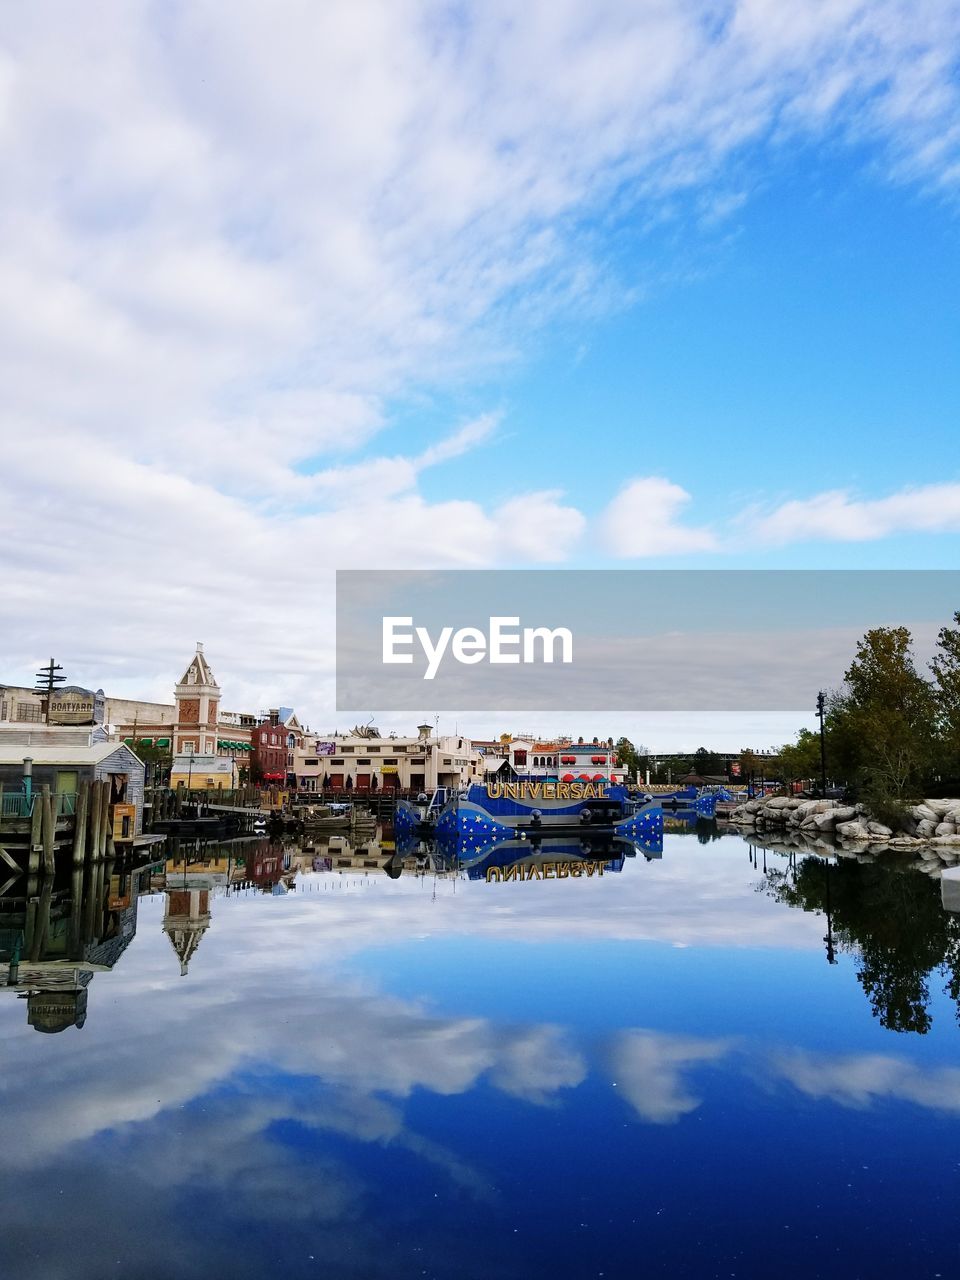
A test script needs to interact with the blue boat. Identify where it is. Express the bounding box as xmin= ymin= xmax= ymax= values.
xmin=394 ymin=778 xmax=663 ymax=849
